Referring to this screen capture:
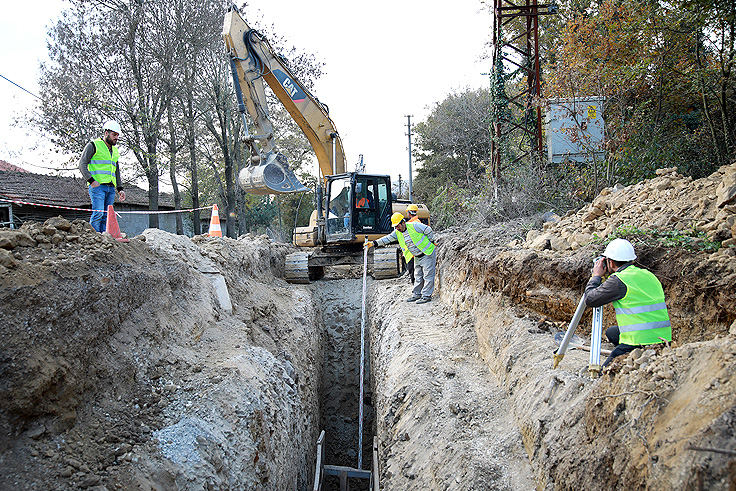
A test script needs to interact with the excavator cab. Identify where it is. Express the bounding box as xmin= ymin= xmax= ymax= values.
xmin=325 ymin=174 xmax=393 ymax=243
